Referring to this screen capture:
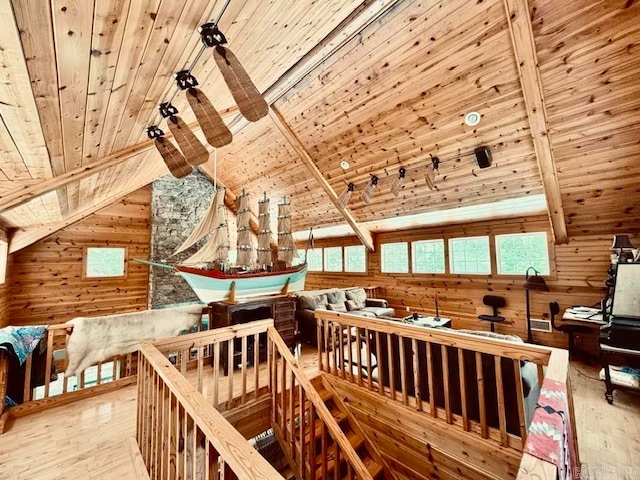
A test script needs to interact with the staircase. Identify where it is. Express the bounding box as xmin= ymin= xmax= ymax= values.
xmin=268 ymin=327 xmax=395 ymax=480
